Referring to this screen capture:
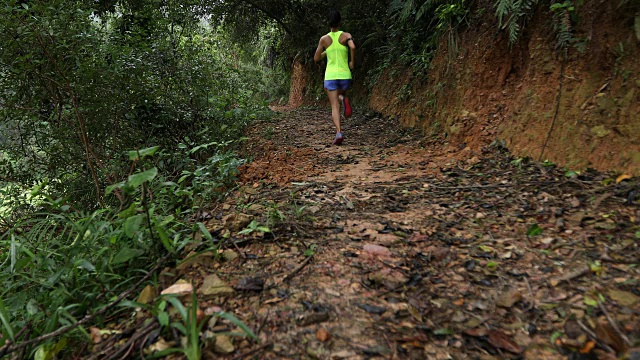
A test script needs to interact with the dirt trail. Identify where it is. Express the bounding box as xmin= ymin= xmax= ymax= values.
xmin=175 ymin=109 xmax=639 ymax=359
